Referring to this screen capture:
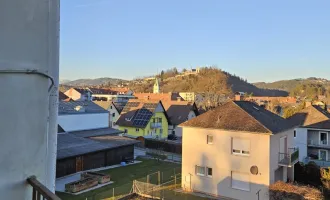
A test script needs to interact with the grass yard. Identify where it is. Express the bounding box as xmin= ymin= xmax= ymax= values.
xmin=56 ymin=158 xmax=182 ymax=200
